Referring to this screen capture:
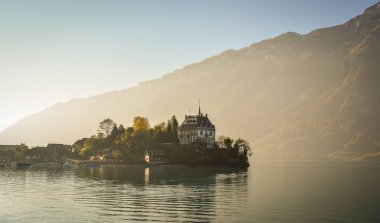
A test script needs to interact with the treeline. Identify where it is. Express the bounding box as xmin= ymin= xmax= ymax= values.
xmin=165 ymin=135 xmax=251 ymax=167
xmin=72 ymin=116 xmax=251 ymax=167
xmin=72 ymin=116 xmax=179 ymax=162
